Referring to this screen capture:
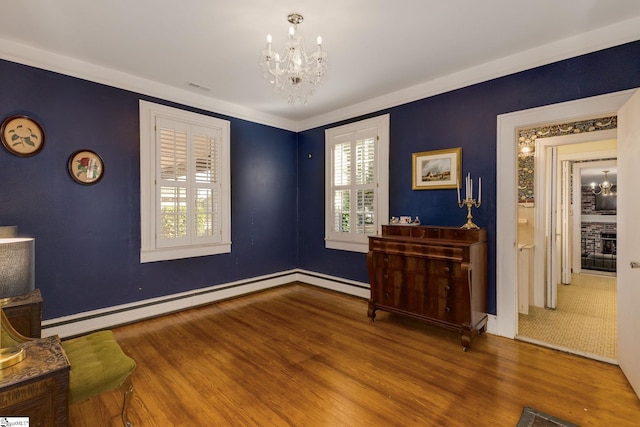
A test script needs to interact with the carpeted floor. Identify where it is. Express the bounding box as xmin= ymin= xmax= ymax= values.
xmin=518 ymin=273 xmax=616 ymax=361
xmin=516 ymin=407 xmax=579 ymax=427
